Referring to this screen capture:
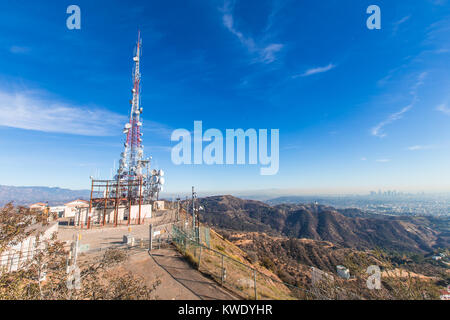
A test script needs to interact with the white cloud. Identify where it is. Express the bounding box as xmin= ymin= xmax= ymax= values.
xmin=436 ymin=103 xmax=450 ymax=115
xmin=222 ymin=13 xmax=256 ymax=51
xmin=376 ymin=159 xmax=391 ymax=163
xmin=221 ymin=2 xmax=283 ymax=64
xmin=434 ymin=48 xmax=450 ymax=53
xmin=395 ymin=15 xmax=411 ymax=26
xmin=361 ymin=157 xmax=367 ymax=161
xmin=293 ymin=63 xmax=336 ymax=78
xmin=259 ymin=44 xmax=284 ymax=64
xmin=371 ymin=72 xmax=426 ymax=138
xmin=0 ymin=88 xmax=127 ymax=136
xmin=9 ymin=46 xmax=30 ymax=54
xmin=410 ymin=72 xmax=427 ymax=95
xmin=407 ymin=145 xmax=434 ymax=151
xmin=430 ymin=0 xmax=447 ymax=5
xmin=392 ymin=15 xmax=411 ymax=35
xmin=371 ymin=104 xmax=413 ymax=138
